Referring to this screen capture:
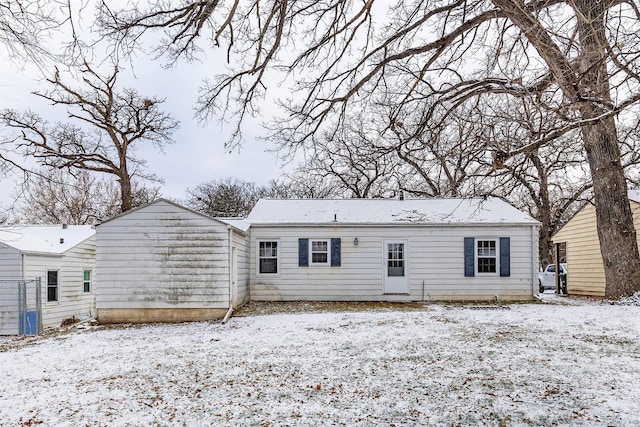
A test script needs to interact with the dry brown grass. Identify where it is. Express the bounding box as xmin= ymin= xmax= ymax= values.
xmin=234 ymin=300 xmax=428 ymax=317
